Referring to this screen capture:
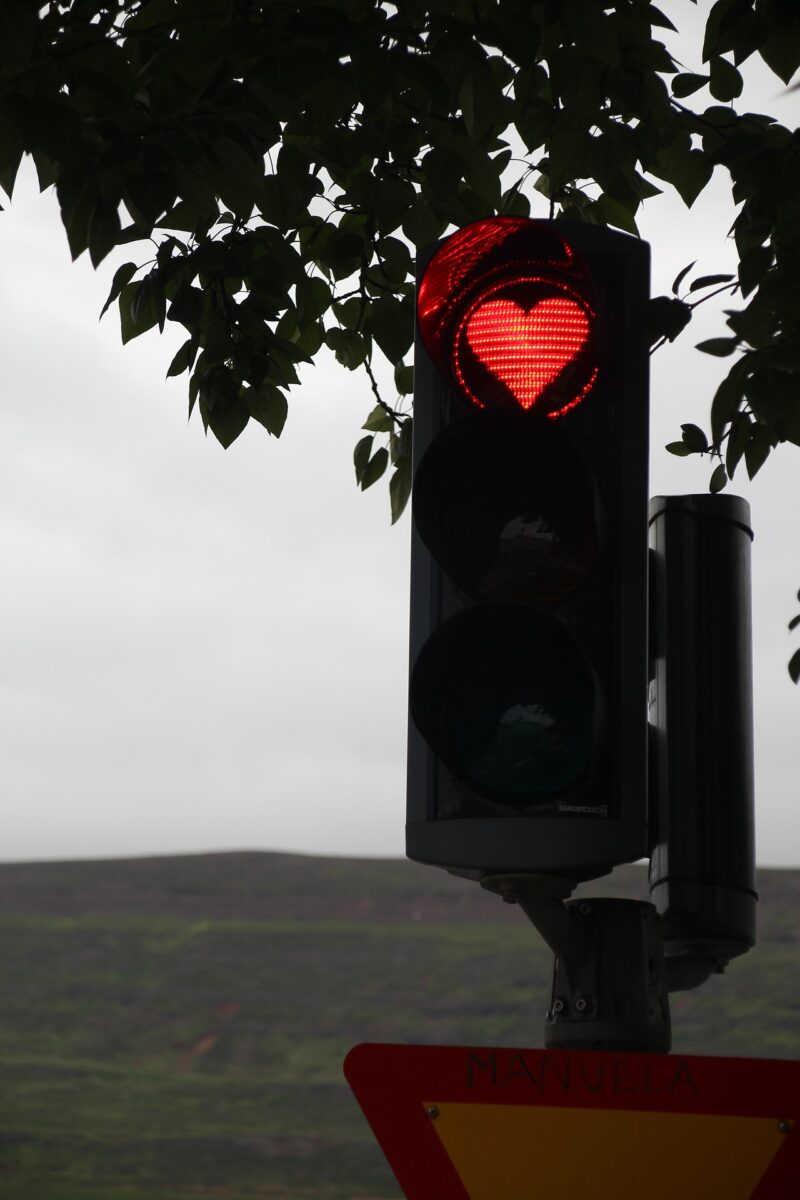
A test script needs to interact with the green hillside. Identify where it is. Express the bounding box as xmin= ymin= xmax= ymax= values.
xmin=0 ymin=852 xmax=797 ymax=1199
